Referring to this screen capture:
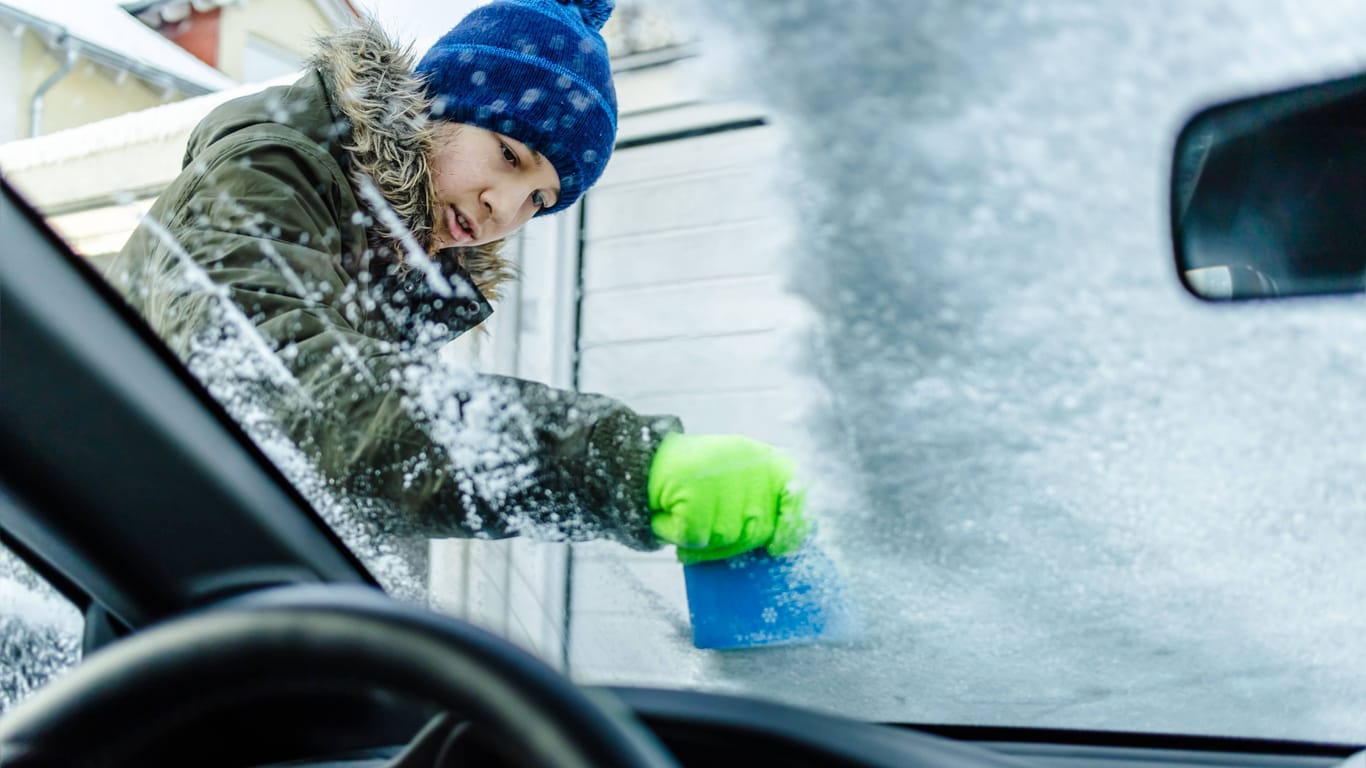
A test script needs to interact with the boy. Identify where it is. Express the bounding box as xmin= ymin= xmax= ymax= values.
xmin=107 ymin=0 xmax=808 ymax=564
